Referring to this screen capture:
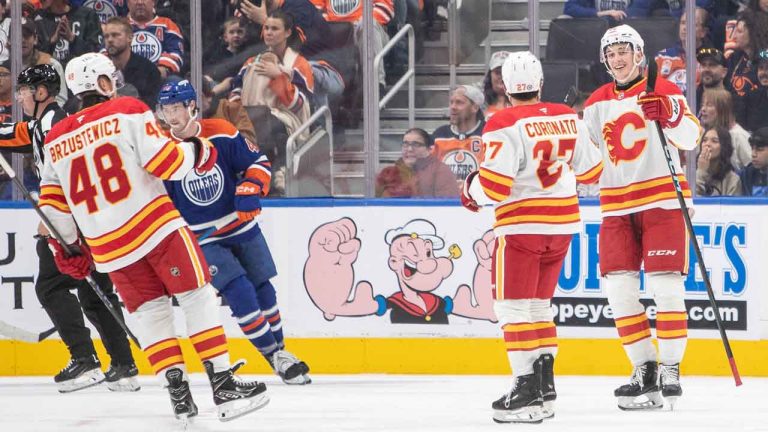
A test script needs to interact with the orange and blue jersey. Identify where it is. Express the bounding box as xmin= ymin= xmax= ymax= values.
xmin=129 ymin=15 xmax=185 ymax=74
xmin=164 ymin=119 xmax=272 ymax=246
